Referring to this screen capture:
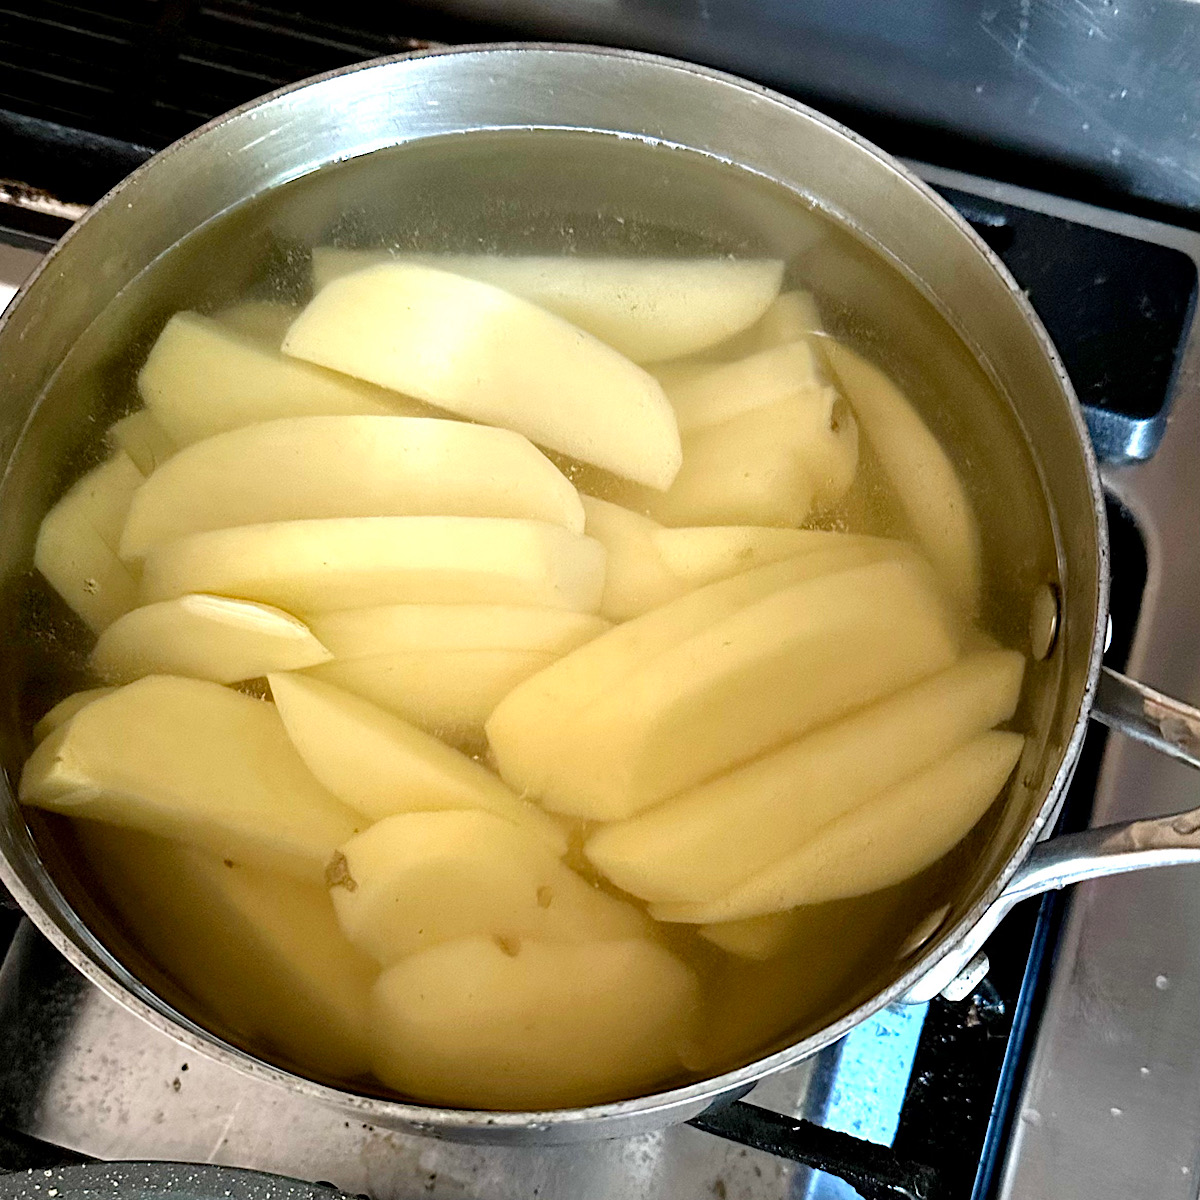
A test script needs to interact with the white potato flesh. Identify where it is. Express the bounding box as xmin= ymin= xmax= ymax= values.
xmin=282 ymin=263 xmax=682 ymax=489
xmin=268 ymin=672 xmax=565 ymax=850
xmin=750 ymin=290 xmax=824 ymax=348
xmin=78 ymin=824 xmax=376 ymax=1077
xmin=652 ymin=731 xmax=1025 ymax=921
xmin=370 ymin=936 xmax=698 ymax=1108
xmin=823 ymin=339 xmax=982 ymax=612
xmin=139 ymin=312 xmax=426 ymax=446
xmin=90 ymin=594 xmax=332 ymax=685
xmin=495 ymin=554 xmax=957 ymax=820
xmin=212 ymin=299 xmax=301 ymax=347
xmin=644 ymin=404 xmax=816 ymax=528
xmin=309 ymin=604 xmax=608 ymax=660
xmin=653 ymin=527 xmax=883 ymax=588
xmin=310 ymin=249 xmax=785 ymax=363
xmin=106 ymin=410 xmax=177 ymax=475
xmin=32 ymin=688 xmax=117 ymax=743
xmin=19 ymin=675 xmax=362 ymax=881
xmin=120 ymin=416 xmax=585 ymax=559
xmin=34 ymin=450 xmax=144 ymax=631
xmin=138 ymin=516 xmax=607 ymax=615
xmin=656 ymin=341 xmax=826 ymax=432
xmin=305 ymin=648 xmax=557 ymax=741
xmin=580 ymin=495 xmax=682 ymax=620
xmin=698 ymin=911 xmax=809 ymax=960
xmin=329 ymin=810 xmax=643 ymax=964
xmin=585 ymin=649 xmax=1025 ymax=901
xmin=487 ymin=539 xmax=911 ymax=798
